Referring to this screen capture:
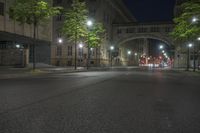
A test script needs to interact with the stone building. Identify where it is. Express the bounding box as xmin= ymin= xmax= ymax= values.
xmin=0 ymin=0 xmax=53 ymax=67
xmin=51 ymin=0 xmax=136 ymax=67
